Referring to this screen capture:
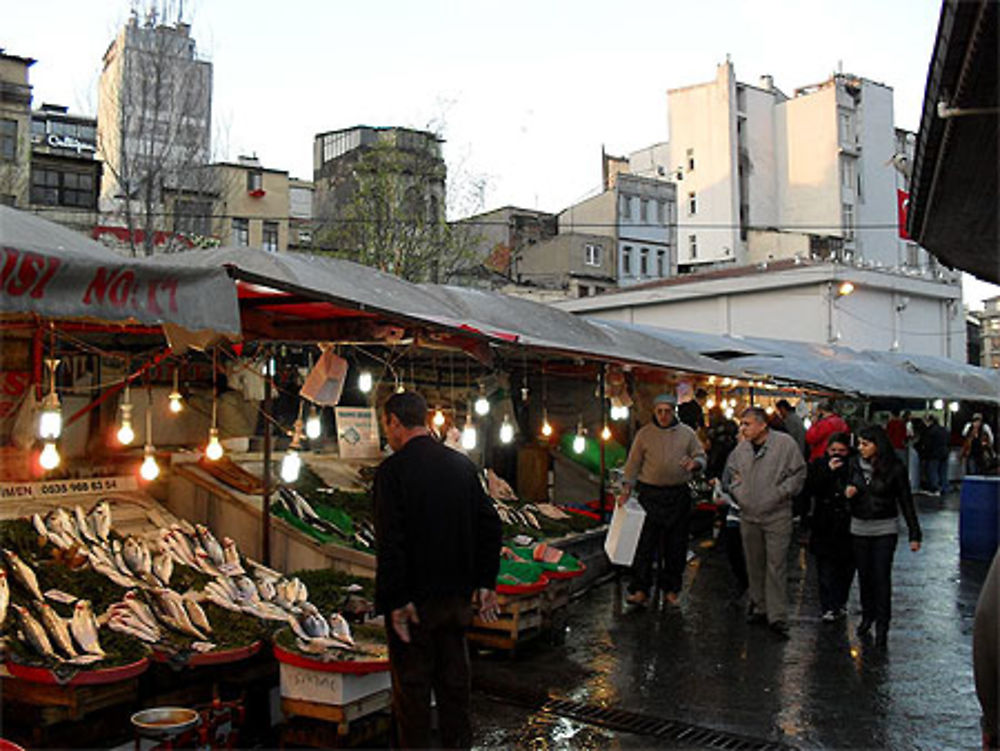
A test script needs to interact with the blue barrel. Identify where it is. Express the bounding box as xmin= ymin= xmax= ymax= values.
xmin=959 ymin=476 xmax=1000 ymax=561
